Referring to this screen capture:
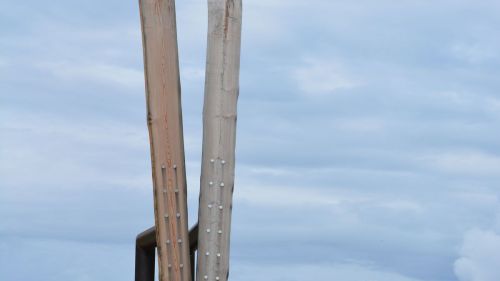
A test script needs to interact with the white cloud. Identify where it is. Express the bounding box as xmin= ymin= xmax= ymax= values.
xmin=454 ymin=229 xmax=500 ymax=281
xmin=451 ymin=42 xmax=497 ymax=64
xmin=0 ymin=109 xmax=150 ymax=191
xmin=422 ymin=150 xmax=500 ymax=176
xmin=0 ymin=237 xmax=134 ymax=281
xmin=294 ymin=58 xmax=359 ymax=96
xmin=0 ymin=108 xmax=147 ymax=149
xmin=180 ymin=65 xmax=205 ymax=81
xmin=236 ymin=185 xmax=346 ymax=206
xmin=233 ymin=262 xmax=424 ymax=281
xmin=452 ymin=192 xmax=499 ymax=208
xmin=484 ymin=97 xmax=500 ymax=113
xmin=376 ymin=200 xmax=424 ymax=213
xmin=37 ymin=61 xmax=144 ymax=89
xmin=0 ymin=57 xmax=8 ymax=68
xmin=332 ymin=117 xmax=386 ymax=133
xmin=235 ymin=181 xmax=424 ymax=215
